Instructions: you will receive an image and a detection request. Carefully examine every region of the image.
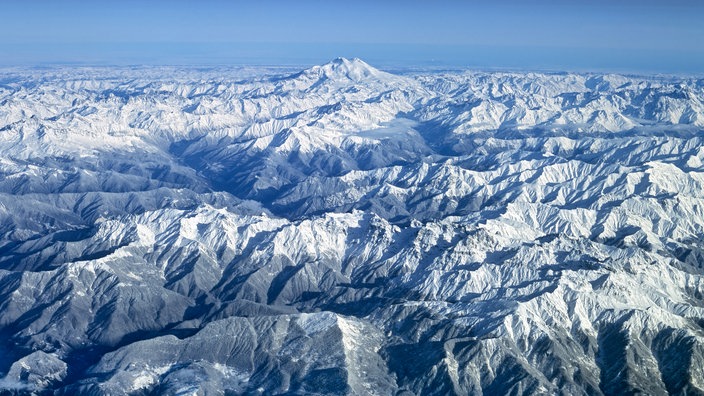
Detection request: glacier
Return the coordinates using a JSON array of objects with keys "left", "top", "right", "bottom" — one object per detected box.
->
[{"left": 0, "top": 58, "right": 703, "bottom": 394}]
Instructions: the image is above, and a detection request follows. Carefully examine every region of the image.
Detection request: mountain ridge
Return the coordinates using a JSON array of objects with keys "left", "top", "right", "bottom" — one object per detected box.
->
[{"left": 0, "top": 59, "right": 703, "bottom": 394}]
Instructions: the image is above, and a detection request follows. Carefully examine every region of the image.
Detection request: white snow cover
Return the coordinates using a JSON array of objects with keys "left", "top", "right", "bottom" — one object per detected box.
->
[{"left": 0, "top": 59, "right": 703, "bottom": 394}]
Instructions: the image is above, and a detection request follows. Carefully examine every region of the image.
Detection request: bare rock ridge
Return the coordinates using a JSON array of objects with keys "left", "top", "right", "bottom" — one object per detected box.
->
[{"left": 0, "top": 58, "right": 703, "bottom": 394}]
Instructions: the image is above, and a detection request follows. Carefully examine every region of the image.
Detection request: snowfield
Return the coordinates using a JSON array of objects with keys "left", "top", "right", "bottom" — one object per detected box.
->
[{"left": 1, "top": 58, "right": 704, "bottom": 394}]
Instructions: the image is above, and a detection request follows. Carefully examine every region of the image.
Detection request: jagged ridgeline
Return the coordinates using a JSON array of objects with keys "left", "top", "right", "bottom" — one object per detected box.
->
[{"left": 0, "top": 58, "right": 703, "bottom": 394}]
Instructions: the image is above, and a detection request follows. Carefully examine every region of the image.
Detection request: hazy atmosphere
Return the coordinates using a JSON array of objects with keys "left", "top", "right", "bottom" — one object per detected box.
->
[{"left": 2, "top": 0, "right": 703, "bottom": 73}]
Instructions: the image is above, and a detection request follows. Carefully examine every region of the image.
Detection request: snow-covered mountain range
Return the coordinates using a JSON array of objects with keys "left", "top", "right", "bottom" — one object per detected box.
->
[{"left": 1, "top": 58, "right": 703, "bottom": 394}]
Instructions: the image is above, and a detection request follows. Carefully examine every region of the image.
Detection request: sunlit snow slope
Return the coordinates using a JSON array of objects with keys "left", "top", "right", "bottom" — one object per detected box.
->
[{"left": 1, "top": 58, "right": 704, "bottom": 395}]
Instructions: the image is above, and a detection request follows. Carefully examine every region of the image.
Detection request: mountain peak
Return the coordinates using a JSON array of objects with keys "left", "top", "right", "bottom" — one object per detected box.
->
[
  {"left": 329, "top": 57, "right": 366, "bottom": 67},
  {"left": 308, "top": 57, "right": 383, "bottom": 82}
]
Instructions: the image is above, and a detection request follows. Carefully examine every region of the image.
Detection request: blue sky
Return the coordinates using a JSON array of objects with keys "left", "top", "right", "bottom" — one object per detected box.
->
[{"left": 2, "top": 0, "right": 703, "bottom": 73}]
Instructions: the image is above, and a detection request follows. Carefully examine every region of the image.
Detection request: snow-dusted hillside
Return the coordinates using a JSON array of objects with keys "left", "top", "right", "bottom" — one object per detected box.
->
[{"left": 1, "top": 58, "right": 703, "bottom": 394}]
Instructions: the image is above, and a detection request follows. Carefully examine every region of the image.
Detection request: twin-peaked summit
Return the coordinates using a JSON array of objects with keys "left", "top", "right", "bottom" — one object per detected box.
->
[{"left": 299, "top": 57, "right": 389, "bottom": 82}]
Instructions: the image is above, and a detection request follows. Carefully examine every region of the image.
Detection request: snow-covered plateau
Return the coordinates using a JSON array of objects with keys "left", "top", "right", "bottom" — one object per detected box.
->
[{"left": 1, "top": 58, "right": 703, "bottom": 395}]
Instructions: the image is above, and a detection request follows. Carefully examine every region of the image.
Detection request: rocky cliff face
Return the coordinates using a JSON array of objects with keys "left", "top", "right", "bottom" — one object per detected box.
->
[{"left": 1, "top": 59, "right": 703, "bottom": 394}]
